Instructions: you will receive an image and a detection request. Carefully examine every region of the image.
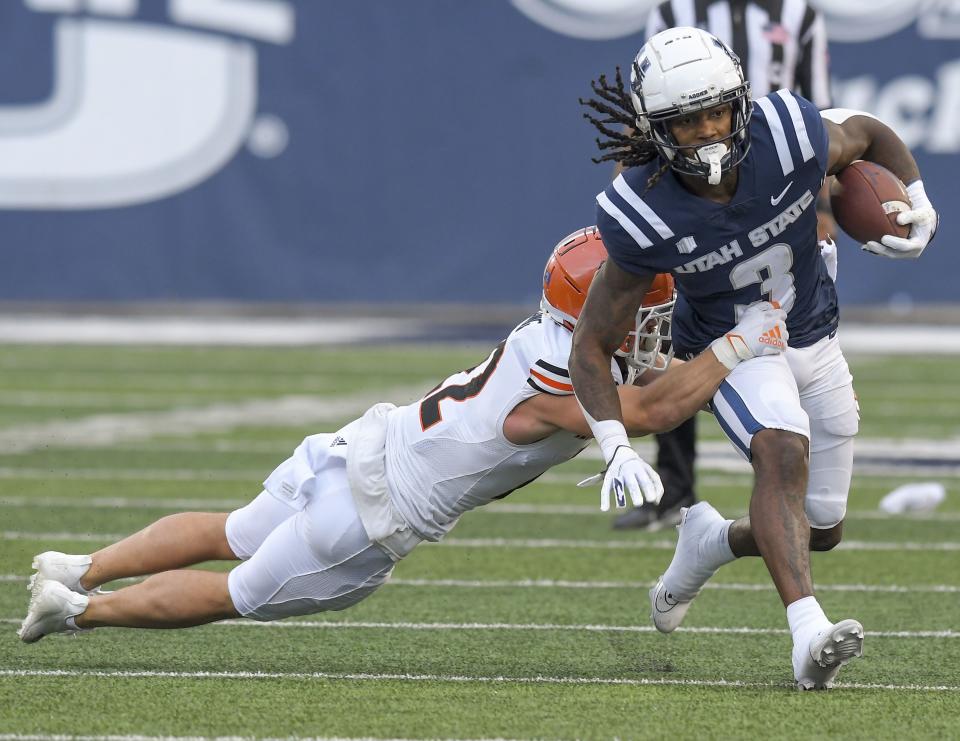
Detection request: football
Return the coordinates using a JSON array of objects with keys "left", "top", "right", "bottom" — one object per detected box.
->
[{"left": 830, "top": 160, "right": 912, "bottom": 244}]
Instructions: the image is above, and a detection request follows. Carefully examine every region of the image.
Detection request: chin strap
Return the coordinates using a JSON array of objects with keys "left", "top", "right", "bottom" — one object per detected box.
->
[{"left": 697, "top": 142, "right": 728, "bottom": 185}]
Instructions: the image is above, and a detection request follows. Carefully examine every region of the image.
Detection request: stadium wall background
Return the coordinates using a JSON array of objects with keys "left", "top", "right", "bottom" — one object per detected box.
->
[{"left": 0, "top": 1, "right": 955, "bottom": 307}]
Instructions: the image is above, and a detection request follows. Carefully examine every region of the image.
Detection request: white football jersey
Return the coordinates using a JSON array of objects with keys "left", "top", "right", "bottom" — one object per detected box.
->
[{"left": 385, "top": 313, "right": 625, "bottom": 541}]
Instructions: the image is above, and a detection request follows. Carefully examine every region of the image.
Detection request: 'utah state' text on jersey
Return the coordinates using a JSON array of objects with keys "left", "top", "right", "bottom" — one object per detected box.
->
[{"left": 596, "top": 90, "right": 836, "bottom": 356}]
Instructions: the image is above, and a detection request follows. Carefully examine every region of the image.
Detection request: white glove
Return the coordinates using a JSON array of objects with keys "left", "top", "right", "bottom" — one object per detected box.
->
[
  {"left": 863, "top": 180, "right": 938, "bottom": 260},
  {"left": 819, "top": 238, "right": 838, "bottom": 282},
  {"left": 598, "top": 445, "right": 663, "bottom": 511},
  {"left": 709, "top": 301, "right": 789, "bottom": 370},
  {"left": 576, "top": 420, "right": 663, "bottom": 511}
]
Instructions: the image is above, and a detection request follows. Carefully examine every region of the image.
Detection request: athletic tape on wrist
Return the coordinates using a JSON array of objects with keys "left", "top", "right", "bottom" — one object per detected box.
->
[
  {"left": 589, "top": 419, "right": 630, "bottom": 463},
  {"left": 709, "top": 336, "right": 741, "bottom": 370}
]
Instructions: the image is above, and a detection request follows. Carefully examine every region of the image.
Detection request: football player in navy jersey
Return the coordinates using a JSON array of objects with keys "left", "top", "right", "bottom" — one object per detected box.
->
[{"left": 573, "top": 27, "right": 938, "bottom": 689}]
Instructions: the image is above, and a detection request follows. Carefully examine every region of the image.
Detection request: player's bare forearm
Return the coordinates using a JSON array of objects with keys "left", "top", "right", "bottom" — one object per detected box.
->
[
  {"left": 826, "top": 117, "right": 920, "bottom": 184},
  {"left": 570, "top": 323, "right": 627, "bottom": 424},
  {"left": 620, "top": 350, "right": 726, "bottom": 436},
  {"left": 861, "top": 124, "right": 921, "bottom": 184},
  {"left": 569, "top": 260, "right": 652, "bottom": 424}
]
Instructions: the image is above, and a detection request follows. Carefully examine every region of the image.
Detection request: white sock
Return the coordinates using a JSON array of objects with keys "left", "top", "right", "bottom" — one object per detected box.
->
[
  {"left": 701, "top": 518, "right": 736, "bottom": 571},
  {"left": 787, "top": 596, "right": 831, "bottom": 647}
]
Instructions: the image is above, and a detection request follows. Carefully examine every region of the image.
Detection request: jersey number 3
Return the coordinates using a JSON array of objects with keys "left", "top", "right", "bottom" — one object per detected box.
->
[
  {"left": 419, "top": 341, "right": 506, "bottom": 430},
  {"left": 729, "top": 242, "right": 796, "bottom": 319}
]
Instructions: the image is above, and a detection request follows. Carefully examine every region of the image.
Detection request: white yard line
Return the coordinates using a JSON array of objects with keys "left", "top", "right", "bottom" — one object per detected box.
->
[
  {"left": 0, "top": 317, "right": 421, "bottom": 346},
  {"left": 2, "top": 495, "right": 958, "bottom": 523},
  {"left": 482, "top": 502, "right": 960, "bottom": 522},
  {"left": 0, "top": 469, "right": 264, "bottom": 482},
  {"left": 0, "top": 496, "right": 249, "bottom": 509},
  {"left": 0, "top": 459, "right": 940, "bottom": 478},
  {"left": 3, "top": 530, "right": 959, "bottom": 551},
  {"left": 0, "top": 391, "right": 237, "bottom": 408},
  {"left": 52, "top": 438, "right": 960, "bottom": 460},
  {"left": 1, "top": 573, "right": 956, "bottom": 594},
  {"left": 0, "top": 668, "right": 955, "bottom": 692},
  {"left": 1, "top": 531, "right": 129, "bottom": 542},
  {"left": 439, "top": 537, "right": 960, "bottom": 552},
  {"left": 0, "top": 385, "right": 424, "bottom": 455},
  {"left": 133, "top": 620, "right": 960, "bottom": 639},
  {"left": 387, "top": 578, "right": 960, "bottom": 594},
  {"left": 1, "top": 617, "right": 957, "bottom": 639},
  {"left": 1, "top": 318, "right": 959, "bottom": 354}
]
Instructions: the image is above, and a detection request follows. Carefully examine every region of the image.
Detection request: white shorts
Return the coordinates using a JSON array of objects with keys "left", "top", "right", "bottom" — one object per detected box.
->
[
  {"left": 709, "top": 332, "right": 859, "bottom": 528},
  {"left": 225, "top": 451, "right": 395, "bottom": 621}
]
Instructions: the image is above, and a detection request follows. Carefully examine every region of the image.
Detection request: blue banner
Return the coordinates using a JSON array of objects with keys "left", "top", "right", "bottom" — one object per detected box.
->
[{"left": 0, "top": 1, "right": 955, "bottom": 306}]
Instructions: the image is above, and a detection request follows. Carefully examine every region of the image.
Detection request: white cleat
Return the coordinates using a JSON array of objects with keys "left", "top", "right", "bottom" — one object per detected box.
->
[
  {"left": 29, "top": 551, "right": 97, "bottom": 594},
  {"left": 650, "top": 576, "right": 693, "bottom": 634},
  {"left": 793, "top": 619, "right": 865, "bottom": 690},
  {"left": 649, "top": 502, "right": 726, "bottom": 633},
  {"left": 18, "top": 579, "right": 90, "bottom": 644}
]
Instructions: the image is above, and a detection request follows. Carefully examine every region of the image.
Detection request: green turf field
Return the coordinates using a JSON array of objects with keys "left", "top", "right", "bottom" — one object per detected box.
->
[{"left": 1, "top": 344, "right": 958, "bottom": 740}]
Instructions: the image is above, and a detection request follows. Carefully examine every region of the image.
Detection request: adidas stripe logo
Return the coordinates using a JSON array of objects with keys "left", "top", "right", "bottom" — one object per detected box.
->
[{"left": 758, "top": 325, "right": 785, "bottom": 349}]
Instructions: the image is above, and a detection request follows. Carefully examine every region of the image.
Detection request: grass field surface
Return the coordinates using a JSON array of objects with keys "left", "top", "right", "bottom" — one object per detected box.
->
[{"left": 0, "top": 344, "right": 958, "bottom": 740}]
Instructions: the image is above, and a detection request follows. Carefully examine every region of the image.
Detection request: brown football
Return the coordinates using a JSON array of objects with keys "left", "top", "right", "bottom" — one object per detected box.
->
[{"left": 830, "top": 161, "right": 911, "bottom": 244}]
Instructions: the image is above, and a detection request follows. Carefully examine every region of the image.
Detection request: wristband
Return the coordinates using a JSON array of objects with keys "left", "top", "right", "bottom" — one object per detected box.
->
[
  {"left": 906, "top": 180, "right": 930, "bottom": 210},
  {"left": 590, "top": 419, "right": 630, "bottom": 463},
  {"left": 709, "top": 335, "right": 742, "bottom": 371}
]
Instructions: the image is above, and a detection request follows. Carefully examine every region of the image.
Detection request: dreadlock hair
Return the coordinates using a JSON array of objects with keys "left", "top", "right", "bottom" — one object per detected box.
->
[{"left": 580, "top": 66, "right": 671, "bottom": 192}]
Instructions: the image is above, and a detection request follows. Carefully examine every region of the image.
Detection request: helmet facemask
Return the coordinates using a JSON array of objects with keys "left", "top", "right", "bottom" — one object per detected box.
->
[
  {"left": 623, "top": 295, "right": 675, "bottom": 385},
  {"left": 644, "top": 90, "right": 752, "bottom": 185}
]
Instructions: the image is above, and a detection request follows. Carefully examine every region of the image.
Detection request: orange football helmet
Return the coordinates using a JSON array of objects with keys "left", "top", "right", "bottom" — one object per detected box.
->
[{"left": 541, "top": 226, "right": 676, "bottom": 381}]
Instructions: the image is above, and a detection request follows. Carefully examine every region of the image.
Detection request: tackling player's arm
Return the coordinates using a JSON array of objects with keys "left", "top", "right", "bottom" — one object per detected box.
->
[
  {"left": 508, "top": 301, "right": 789, "bottom": 444},
  {"left": 823, "top": 110, "right": 937, "bottom": 259},
  {"left": 505, "top": 350, "right": 724, "bottom": 444}
]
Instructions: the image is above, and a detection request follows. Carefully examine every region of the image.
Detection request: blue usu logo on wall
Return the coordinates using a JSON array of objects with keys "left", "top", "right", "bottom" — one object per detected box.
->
[{"left": 0, "top": 0, "right": 295, "bottom": 210}]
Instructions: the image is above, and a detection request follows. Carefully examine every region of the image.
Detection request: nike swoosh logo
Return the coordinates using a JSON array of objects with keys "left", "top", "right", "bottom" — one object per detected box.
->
[
  {"left": 653, "top": 584, "right": 680, "bottom": 613},
  {"left": 771, "top": 181, "right": 794, "bottom": 206}
]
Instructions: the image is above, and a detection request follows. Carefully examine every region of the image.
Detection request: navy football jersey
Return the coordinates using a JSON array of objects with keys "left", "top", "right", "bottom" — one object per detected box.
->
[{"left": 596, "top": 90, "right": 837, "bottom": 356}]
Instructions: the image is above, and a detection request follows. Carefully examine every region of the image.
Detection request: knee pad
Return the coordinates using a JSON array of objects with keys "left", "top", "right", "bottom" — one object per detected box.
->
[{"left": 805, "top": 403, "right": 858, "bottom": 528}]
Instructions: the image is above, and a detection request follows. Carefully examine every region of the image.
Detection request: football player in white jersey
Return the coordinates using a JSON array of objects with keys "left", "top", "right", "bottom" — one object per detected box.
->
[
  {"left": 574, "top": 27, "right": 938, "bottom": 688},
  {"left": 19, "top": 227, "right": 788, "bottom": 643}
]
